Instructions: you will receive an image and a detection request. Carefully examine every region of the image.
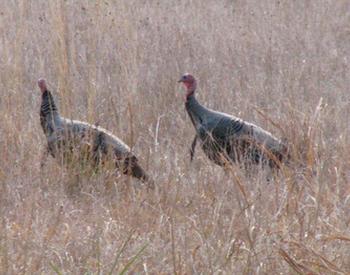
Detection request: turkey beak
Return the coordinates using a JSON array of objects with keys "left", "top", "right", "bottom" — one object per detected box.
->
[{"left": 178, "top": 78, "right": 184, "bottom": 83}]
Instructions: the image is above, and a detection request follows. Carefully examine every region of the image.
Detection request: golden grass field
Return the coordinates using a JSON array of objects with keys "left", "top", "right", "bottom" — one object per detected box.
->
[{"left": 1, "top": 0, "right": 350, "bottom": 274}]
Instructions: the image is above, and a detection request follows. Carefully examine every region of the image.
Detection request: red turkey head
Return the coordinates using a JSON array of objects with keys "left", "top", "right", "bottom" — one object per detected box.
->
[
  {"left": 178, "top": 73, "right": 197, "bottom": 96},
  {"left": 38, "top": 78, "right": 47, "bottom": 93}
]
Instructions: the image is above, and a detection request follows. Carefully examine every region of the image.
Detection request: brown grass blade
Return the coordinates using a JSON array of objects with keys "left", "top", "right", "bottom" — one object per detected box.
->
[
  {"left": 279, "top": 248, "right": 317, "bottom": 275},
  {"left": 251, "top": 105, "right": 286, "bottom": 137}
]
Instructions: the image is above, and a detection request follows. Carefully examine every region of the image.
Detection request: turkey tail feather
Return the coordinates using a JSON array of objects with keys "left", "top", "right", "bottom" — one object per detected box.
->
[{"left": 121, "top": 156, "right": 154, "bottom": 189}]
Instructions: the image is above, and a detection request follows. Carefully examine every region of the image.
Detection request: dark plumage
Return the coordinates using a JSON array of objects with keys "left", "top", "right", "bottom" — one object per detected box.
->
[
  {"left": 179, "top": 74, "right": 288, "bottom": 168},
  {"left": 38, "top": 79, "right": 152, "bottom": 186}
]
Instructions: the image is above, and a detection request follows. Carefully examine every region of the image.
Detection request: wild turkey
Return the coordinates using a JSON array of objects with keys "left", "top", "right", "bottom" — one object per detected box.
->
[
  {"left": 178, "top": 74, "right": 288, "bottom": 169},
  {"left": 38, "top": 78, "right": 153, "bottom": 187}
]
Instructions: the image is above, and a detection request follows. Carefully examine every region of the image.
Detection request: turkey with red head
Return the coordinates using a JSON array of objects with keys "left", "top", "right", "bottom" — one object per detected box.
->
[
  {"left": 38, "top": 78, "right": 153, "bottom": 187},
  {"left": 178, "top": 73, "right": 288, "bottom": 169}
]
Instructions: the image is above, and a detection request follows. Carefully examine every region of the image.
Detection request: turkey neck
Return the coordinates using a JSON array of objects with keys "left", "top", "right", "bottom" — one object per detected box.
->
[
  {"left": 40, "top": 90, "right": 61, "bottom": 135},
  {"left": 185, "top": 93, "right": 209, "bottom": 129}
]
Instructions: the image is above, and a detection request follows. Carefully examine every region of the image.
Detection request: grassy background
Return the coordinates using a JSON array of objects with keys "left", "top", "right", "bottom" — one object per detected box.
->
[{"left": 0, "top": 0, "right": 350, "bottom": 273}]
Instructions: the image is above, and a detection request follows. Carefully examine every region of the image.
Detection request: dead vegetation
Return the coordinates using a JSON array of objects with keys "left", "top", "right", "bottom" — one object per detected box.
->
[{"left": 0, "top": 0, "right": 349, "bottom": 273}]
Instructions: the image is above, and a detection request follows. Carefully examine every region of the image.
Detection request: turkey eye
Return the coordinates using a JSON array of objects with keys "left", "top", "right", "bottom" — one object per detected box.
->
[{"left": 183, "top": 76, "right": 187, "bottom": 79}]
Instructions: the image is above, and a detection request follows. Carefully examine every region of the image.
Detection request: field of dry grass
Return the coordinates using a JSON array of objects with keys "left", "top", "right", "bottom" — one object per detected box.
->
[{"left": 0, "top": 0, "right": 350, "bottom": 274}]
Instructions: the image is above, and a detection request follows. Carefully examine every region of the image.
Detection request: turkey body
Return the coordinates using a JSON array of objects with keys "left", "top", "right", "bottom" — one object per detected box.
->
[
  {"left": 186, "top": 94, "right": 287, "bottom": 168},
  {"left": 40, "top": 90, "right": 150, "bottom": 183}
]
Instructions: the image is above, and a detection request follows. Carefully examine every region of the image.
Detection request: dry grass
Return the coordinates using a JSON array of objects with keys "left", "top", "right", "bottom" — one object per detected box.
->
[{"left": 0, "top": 0, "right": 350, "bottom": 274}]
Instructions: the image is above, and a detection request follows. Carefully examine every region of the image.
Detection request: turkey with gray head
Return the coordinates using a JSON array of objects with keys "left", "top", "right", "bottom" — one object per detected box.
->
[
  {"left": 178, "top": 74, "right": 288, "bottom": 169},
  {"left": 38, "top": 78, "right": 153, "bottom": 187}
]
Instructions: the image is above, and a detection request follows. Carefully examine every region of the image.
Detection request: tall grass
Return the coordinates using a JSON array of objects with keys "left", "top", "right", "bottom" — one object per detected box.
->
[{"left": 0, "top": 0, "right": 349, "bottom": 273}]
